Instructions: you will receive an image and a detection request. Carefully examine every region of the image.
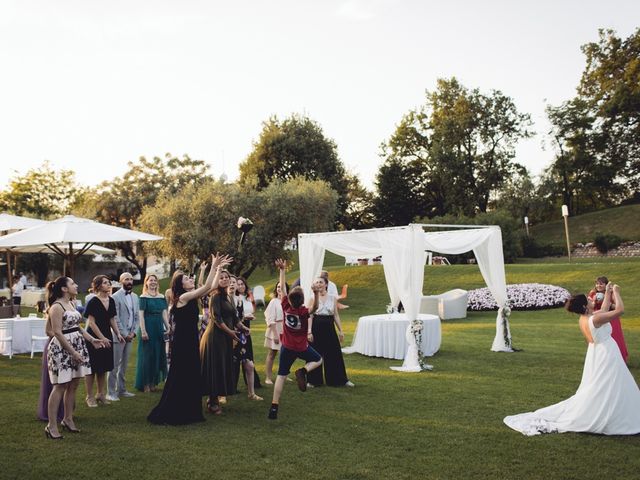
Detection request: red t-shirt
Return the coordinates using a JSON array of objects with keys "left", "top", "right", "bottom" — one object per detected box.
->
[{"left": 280, "top": 296, "right": 310, "bottom": 352}]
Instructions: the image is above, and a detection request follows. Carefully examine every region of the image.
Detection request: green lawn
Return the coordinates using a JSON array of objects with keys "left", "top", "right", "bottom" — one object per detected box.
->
[
  {"left": 529, "top": 204, "right": 640, "bottom": 247},
  {"left": 2, "top": 259, "right": 640, "bottom": 479}
]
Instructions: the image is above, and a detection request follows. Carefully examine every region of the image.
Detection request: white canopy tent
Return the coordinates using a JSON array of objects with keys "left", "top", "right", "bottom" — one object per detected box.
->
[{"left": 298, "top": 224, "right": 513, "bottom": 371}]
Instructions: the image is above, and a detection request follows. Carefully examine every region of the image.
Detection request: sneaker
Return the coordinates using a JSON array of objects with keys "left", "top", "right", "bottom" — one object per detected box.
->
[
  {"left": 306, "top": 383, "right": 315, "bottom": 389},
  {"left": 268, "top": 404, "right": 278, "bottom": 420},
  {"left": 106, "top": 394, "right": 120, "bottom": 402},
  {"left": 294, "top": 368, "right": 307, "bottom": 392},
  {"left": 119, "top": 391, "right": 135, "bottom": 398},
  {"left": 345, "top": 381, "right": 355, "bottom": 387}
]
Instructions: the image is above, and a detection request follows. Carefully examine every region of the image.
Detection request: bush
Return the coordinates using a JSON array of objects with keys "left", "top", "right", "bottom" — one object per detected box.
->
[
  {"left": 467, "top": 283, "right": 571, "bottom": 311},
  {"left": 521, "top": 237, "right": 565, "bottom": 258},
  {"left": 593, "top": 233, "right": 624, "bottom": 253}
]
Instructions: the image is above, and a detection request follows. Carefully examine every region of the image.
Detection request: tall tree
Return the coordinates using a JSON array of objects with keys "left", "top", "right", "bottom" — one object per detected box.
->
[
  {"left": 544, "top": 28, "right": 640, "bottom": 215},
  {"left": 239, "top": 114, "right": 349, "bottom": 224},
  {"left": 77, "top": 153, "right": 212, "bottom": 279},
  {"left": 375, "top": 78, "right": 532, "bottom": 223}
]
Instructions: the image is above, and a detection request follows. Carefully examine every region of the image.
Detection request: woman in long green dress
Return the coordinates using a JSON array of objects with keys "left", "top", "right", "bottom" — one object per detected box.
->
[{"left": 135, "top": 274, "right": 170, "bottom": 392}]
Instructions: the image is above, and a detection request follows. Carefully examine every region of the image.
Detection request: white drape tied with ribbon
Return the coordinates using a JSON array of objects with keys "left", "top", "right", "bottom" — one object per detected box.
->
[{"left": 297, "top": 224, "right": 513, "bottom": 373}]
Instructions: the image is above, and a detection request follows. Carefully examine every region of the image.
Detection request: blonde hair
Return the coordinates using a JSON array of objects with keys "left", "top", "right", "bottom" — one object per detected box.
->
[{"left": 142, "top": 274, "right": 159, "bottom": 295}]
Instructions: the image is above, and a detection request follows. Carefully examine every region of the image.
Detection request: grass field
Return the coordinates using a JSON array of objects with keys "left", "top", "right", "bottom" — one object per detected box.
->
[
  {"left": 1, "top": 258, "right": 640, "bottom": 480},
  {"left": 529, "top": 204, "right": 640, "bottom": 247}
]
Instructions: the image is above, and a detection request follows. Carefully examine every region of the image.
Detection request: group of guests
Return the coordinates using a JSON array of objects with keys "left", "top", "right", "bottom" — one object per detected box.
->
[
  {"left": 38, "top": 252, "right": 355, "bottom": 435},
  {"left": 38, "top": 271, "right": 168, "bottom": 438}
]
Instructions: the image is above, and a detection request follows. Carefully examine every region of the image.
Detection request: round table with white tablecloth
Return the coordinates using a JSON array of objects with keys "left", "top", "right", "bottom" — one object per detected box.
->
[
  {"left": 342, "top": 313, "right": 440, "bottom": 360},
  {"left": 0, "top": 317, "right": 47, "bottom": 356}
]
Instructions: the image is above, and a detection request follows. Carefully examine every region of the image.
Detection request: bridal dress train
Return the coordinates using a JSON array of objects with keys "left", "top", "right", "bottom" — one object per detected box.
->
[{"left": 504, "top": 316, "right": 640, "bottom": 436}]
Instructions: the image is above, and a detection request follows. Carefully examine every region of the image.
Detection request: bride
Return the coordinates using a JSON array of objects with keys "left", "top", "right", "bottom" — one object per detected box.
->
[{"left": 504, "top": 283, "right": 640, "bottom": 436}]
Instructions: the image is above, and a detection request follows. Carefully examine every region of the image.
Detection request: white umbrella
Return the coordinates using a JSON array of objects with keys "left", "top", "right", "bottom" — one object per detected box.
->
[
  {"left": 9, "top": 243, "right": 116, "bottom": 255},
  {"left": 0, "top": 213, "right": 49, "bottom": 286},
  {"left": 0, "top": 215, "right": 162, "bottom": 277},
  {"left": 0, "top": 213, "right": 47, "bottom": 232}
]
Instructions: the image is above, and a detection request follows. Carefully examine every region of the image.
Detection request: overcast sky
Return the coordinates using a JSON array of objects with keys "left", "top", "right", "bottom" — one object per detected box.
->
[{"left": 1, "top": 0, "right": 638, "bottom": 189}]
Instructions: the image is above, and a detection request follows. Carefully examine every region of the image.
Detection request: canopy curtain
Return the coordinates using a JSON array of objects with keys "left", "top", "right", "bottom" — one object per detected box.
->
[
  {"left": 297, "top": 224, "right": 513, "bottom": 371},
  {"left": 421, "top": 227, "right": 511, "bottom": 352}
]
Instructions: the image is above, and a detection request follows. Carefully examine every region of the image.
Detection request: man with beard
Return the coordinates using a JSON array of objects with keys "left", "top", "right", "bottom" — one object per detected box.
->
[{"left": 107, "top": 272, "right": 140, "bottom": 401}]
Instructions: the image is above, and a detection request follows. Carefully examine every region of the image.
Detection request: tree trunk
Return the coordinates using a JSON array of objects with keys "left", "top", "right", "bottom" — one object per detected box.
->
[{"left": 241, "top": 262, "right": 259, "bottom": 280}]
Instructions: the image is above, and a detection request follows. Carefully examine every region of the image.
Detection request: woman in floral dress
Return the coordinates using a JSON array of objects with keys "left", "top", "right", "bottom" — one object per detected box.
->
[{"left": 45, "top": 276, "right": 108, "bottom": 439}]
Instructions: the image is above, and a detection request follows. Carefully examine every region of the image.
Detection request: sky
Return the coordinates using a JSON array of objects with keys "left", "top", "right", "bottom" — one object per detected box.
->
[{"left": 0, "top": 0, "right": 638, "bottom": 190}]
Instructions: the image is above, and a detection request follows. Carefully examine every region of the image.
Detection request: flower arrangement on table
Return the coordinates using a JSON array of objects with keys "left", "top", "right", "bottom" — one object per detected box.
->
[{"left": 467, "top": 283, "right": 571, "bottom": 311}]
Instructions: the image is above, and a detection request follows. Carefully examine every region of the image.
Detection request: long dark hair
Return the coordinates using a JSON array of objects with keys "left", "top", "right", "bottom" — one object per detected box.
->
[
  {"left": 565, "top": 294, "right": 588, "bottom": 315},
  {"left": 46, "top": 276, "right": 71, "bottom": 310},
  {"left": 170, "top": 272, "right": 187, "bottom": 307},
  {"left": 214, "top": 270, "right": 231, "bottom": 297}
]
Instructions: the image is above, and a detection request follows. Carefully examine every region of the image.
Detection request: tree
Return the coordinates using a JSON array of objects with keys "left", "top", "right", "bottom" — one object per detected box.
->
[
  {"left": 375, "top": 78, "right": 532, "bottom": 224},
  {"left": 76, "top": 153, "right": 212, "bottom": 279},
  {"left": 544, "top": 28, "right": 640, "bottom": 214},
  {"left": 239, "top": 114, "right": 349, "bottom": 224},
  {"left": 139, "top": 178, "right": 338, "bottom": 279},
  {"left": 0, "top": 160, "right": 82, "bottom": 218},
  {"left": 342, "top": 172, "right": 376, "bottom": 230}
]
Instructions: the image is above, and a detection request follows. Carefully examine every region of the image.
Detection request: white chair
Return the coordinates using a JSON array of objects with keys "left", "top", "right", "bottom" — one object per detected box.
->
[
  {"left": 30, "top": 318, "right": 48, "bottom": 359},
  {"left": 0, "top": 319, "right": 14, "bottom": 359},
  {"left": 420, "top": 289, "right": 468, "bottom": 320},
  {"left": 253, "top": 285, "right": 266, "bottom": 308}
]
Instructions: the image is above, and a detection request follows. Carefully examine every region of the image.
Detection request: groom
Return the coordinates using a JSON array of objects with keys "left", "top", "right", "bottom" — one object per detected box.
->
[{"left": 107, "top": 272, "right": 140, "bottom": 401}]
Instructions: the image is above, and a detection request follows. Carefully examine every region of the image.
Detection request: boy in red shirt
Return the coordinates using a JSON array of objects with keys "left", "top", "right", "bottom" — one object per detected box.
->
[{"left": 268, "top": 259, "right": 322, "bottom": 420}]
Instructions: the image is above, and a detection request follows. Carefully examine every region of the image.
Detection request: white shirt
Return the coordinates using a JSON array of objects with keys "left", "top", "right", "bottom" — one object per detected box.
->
[{"left": 12, "top": 280, "right": 24, "bottom": 297}]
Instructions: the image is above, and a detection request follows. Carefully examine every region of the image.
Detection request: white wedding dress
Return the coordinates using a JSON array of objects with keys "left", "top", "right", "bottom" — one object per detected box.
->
[{"left": 504, "top": 316, "right": 640, "bottom": 436}]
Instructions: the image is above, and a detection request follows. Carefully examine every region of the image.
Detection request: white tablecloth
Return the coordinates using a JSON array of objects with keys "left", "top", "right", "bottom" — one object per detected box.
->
[
  {"left": 0, "top": 317, "right": 47, "bottom": 355},
  {"left": 343, "top": 313, "right": 441, "bottom": 360},
  {"left": 21, "top": 289, "right": 46, "bottom": 308}
]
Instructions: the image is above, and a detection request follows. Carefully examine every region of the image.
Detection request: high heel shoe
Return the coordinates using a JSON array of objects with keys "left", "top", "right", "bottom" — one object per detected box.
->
[
  {"left": 44, "top": 426, "right": 63, "bottom": 440},
  {"left": 61, "top": 420, "right": 81, "bottom": 433}
]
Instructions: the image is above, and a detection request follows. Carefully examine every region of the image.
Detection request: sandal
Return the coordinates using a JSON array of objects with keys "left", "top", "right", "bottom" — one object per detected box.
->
[{"left": 248, "top": 393, "right": 264, "bottom": 401}]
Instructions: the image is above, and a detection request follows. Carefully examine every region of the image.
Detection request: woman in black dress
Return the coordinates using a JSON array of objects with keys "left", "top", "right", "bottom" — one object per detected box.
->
[
  {"left": 307, "top": 276, "right": 353, "bottom": 387},
  {"left": 84, "top": 275, "right": 124, "bottom": 407},
  {"left": 148, "top": 254, "right": 230, "bottom": 425},
  {"left": 200, "top": 273, "right": 245, "bottom": 414}
]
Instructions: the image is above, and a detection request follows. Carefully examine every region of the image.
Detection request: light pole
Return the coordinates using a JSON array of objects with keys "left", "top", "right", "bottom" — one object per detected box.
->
[
  {"left": 562, "top": 205, "right": 571, "bottom": 262},
  {"left": 524, "top": 216, "right": 529, "bottom": 237}
]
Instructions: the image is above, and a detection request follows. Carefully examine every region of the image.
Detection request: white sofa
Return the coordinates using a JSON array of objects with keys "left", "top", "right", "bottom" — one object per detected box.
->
[{"left": 419, "top": 289, "right": 468, "bottom": 320}]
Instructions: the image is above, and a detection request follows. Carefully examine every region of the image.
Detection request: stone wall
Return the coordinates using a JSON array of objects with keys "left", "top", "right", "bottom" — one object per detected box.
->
[{"left": 572, "top": 242, "right": 640, "bottom": 258}]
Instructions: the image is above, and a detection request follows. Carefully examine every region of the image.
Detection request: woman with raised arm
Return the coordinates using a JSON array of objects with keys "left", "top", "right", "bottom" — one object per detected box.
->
[
  {"left": 44, "top": 276, "right": 107, "bottom": 439},
  {"left": 148, "top": 254, "right": 230, "bottom": 425},
  {"left": 504, "top": 283, "right": 640, "bottom": 435},
  {"left": 201, "top": 273, "right": 251, "bottom": 415}
]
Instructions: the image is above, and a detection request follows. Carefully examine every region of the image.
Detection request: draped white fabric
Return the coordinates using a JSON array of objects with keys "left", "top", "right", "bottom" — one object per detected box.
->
[
  {"left": 297, "top": 224, "right": 512, "bottom": 371},
  {"left": 422, "top": 227, "right": 512, "bottom": 352}
]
